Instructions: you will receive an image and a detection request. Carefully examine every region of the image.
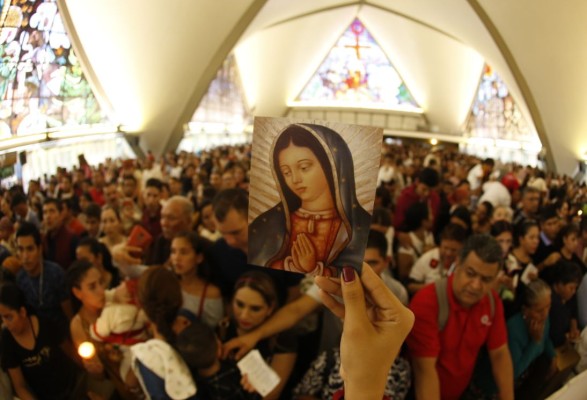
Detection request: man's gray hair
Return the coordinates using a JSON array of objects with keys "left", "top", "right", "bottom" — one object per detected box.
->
[
  {"left": 523, "top": 279, "right": 551, "bottom": 308},
  {"left": 459, "top": 234, "right": 502, "bottom": 265},
  {"left": 167, "top": 195, "right": 194, "bottom": 219}
]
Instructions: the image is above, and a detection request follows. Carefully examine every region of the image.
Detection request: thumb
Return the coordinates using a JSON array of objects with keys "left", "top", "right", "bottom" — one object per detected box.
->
[{"left": 340, "top": 266, "right": 370, "bottom": 328}]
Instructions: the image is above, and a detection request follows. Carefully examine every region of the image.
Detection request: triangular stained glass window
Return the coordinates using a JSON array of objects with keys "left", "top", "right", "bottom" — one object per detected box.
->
[
  {"left": 0, "top": 0, "right": 110, "bottom": 138},
  {"left": 292, "top": 18, "right": 420, "bottom": 112},
  {"left": 188, "top": 54, "right": 252, "bottom": 134},
  {"left": 465, "top": 64, "right": 537, "bottom": 143}
]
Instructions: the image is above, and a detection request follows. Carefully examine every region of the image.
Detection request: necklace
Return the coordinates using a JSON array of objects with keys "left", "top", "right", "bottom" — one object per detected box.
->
[{"left": 295, "top": 208, "right": 337, "bottom": 234}]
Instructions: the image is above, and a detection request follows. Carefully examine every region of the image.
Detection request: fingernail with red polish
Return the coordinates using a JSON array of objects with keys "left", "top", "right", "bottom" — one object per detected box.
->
[{"left": 342, "top": 266, "right": 356, "bottom": 283}]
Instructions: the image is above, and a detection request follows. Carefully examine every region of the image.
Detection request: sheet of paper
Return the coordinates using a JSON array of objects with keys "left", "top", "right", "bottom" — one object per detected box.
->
[
  {"left": 237, "top": 349, "right": 280, "bottom": 397},
  {"left": 520, "top": 264, "right": 538, "bottom": 285}
]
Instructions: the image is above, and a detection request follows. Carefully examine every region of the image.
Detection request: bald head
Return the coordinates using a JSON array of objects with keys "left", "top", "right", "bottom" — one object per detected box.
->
[{"left": 161, "top": 196, "right": 194, "bottom": 239}]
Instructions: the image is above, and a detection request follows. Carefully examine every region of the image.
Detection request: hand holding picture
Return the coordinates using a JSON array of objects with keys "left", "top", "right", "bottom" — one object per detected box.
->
[{"left": 315, "top": 263, "right": 414, "bottom": 399}]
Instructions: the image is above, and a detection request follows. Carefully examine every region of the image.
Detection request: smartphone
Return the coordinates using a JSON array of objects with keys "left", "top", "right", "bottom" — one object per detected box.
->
[{"left": 127, "top": 225, "right": 153, "bottom": 253}]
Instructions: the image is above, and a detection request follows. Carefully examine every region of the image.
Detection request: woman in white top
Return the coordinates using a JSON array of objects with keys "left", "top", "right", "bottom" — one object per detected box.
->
[
  {"left": 170, "top": 232, "right": 224, "bottom": 328},
  {"left": 510, "top": 220, "right": 541, "bottom": 294},
  {"left": 99, "top": 206, "right": 127, "bottom": 253},
  {"left": 196, "top": 201, "right": 222, "bottom": 242}
]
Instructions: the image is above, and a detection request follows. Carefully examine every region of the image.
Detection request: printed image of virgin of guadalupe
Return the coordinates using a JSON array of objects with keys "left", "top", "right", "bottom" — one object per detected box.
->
[{"left": 248, "top": 123, "right": 372, "bottom": 276}]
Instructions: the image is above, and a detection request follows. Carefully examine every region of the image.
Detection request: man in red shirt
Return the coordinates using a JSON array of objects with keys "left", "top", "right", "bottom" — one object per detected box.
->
[
  {"left": 42, "top": 198, "right": 78, "bottom": 270},
  {"left": 394, "top": 167, "right": 440, "bottom": 230},
  {"left": 407, "top": 235, "right": 514, "bottom": 400}
]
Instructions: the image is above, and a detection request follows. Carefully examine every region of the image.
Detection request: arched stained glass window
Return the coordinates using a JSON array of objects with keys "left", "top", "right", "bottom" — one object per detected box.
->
[
  {"left": 462, "top": 64, "right": 542, "bottom": 166},
  {"left": 292, "top": 18, "right": 420, "bottom": 112},
  {"left": 465, "top": 64, "right": 536, "bottom": 142},
  {"left": 0, "top": 0, "right": 110, "bottom": 138},
  {"left": 188, "top": 53, "right": 251, "bottom": 135}
]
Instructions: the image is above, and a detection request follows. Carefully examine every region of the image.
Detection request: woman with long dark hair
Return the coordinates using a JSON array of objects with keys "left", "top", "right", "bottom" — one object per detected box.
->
[
  {"left": 0, "top": 282, "right": 81, "bottom": 399},
  {"left": 170, "top": 232, "right": 224, "bottom": 327},
  {"left": 130, "top": 266, "right": 197, "bottom": 399},
  {"left": 219, "top": 270, "right": 296, "bottom": 400}
]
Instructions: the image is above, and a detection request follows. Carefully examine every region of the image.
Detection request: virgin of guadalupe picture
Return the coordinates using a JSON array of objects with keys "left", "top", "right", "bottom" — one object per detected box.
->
[{"left": 248, "top": 117, "right": 382, "bottom": 276}]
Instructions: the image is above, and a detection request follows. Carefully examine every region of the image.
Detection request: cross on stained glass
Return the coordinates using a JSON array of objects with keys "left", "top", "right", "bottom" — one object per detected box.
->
[
  {"left": 344, "top": 20, "right": 370, "bottom": 59},
  {"left": 294, "top": 17, "right": 420, "bottom": 110}
]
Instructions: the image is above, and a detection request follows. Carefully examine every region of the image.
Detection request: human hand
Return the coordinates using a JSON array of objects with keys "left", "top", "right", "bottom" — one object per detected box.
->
[
  {"left": 83, "top": 357, "right": 104, "bottom": 375},
  {"left": 292, "top": 233, "right": 317, "bottom": 273},
  {"left": 545, "top": 252, "right": 562, "bottom": 267},
  {"left": 240, "top": 374, "right": 256, "bottom": 393},
  {"left": 222, "top": 332, "right": 260, "bottom": 360},
  {"left": 111, "top": 243, "right": 142, "bottom": 266},
  {"left": 315, "top": 263, "right": 414, "bottom": 399},
  {"left": 112, "top": 282, "right": 131, "bottom": 303}
]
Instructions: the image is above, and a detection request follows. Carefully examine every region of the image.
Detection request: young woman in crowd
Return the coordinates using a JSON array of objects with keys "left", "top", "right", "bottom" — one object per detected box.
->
[
  {"left": 77, "top": 192, "right": 94, "bottom": 224},
  {"left": 100, "top": 206, "right": 127, "bottom": 252},
  {"left": 490, "top": 221, "right": 518, "bottom": 302},
  {"left": 76, "top": 236, "right": 120, "bottom": 289},
  {"left": 555, "top": 198, "right": 572, "bottom": 225},
  {"left": 219, "top": 270, "right": 297, "bottom": 400},
  {"left": 553, "top": 223, "right": 586, "bottom": 273},
  {"left": 510, "top": 219, "right": 541, "bottom": 292},
  {"left": 232, "top": 162, "right": 250, "bottom": 191},
  {"left": 196, "top": 200, "right": 222, "bottom": 242},
  {"left": 0, "top": 282, "right": 83, "bottom": 399},
  {"left": 473, "top": 200, "right": 494, "bottom": 234},
  {"left": 130, "top": 266, "right": 197, "bottom": 399},
  {"left": 370, "top": 206, "right": 395, "bottom": 259},
  {"left": 449, "top": 204, "right": 473, "bottom": 235},
  {"left": 170, "top": 231, "right": 224, "bottom": 327}
]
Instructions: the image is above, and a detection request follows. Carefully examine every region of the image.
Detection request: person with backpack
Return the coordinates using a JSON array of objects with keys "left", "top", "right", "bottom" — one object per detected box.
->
[{"left": 407, "top": 234, "right": 514, "bottom": 400}]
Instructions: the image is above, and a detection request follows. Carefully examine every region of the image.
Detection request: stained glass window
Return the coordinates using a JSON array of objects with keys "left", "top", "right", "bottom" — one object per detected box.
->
[
  {"left": 188, "top": 53, "right": 251, "bottom": 135},
  {"left": 0, "top": 0, "right": 110, "bottom": 137},
  {"left": 465, "top": 64, "right": 537, "bottom": 142},
  {"left": 292, "top": 18, "right": 420, "bottom": 112}
]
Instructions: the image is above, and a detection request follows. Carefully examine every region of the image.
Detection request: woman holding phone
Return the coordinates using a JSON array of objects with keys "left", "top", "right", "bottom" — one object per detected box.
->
[{"left": 100, "top": 206, "right": 127, "bottom": 253}]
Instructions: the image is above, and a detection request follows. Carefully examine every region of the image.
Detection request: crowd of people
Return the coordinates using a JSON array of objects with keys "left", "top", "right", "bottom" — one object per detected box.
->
[{"left": 0, "top": 141, "right": 585, "bottom": 399}]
